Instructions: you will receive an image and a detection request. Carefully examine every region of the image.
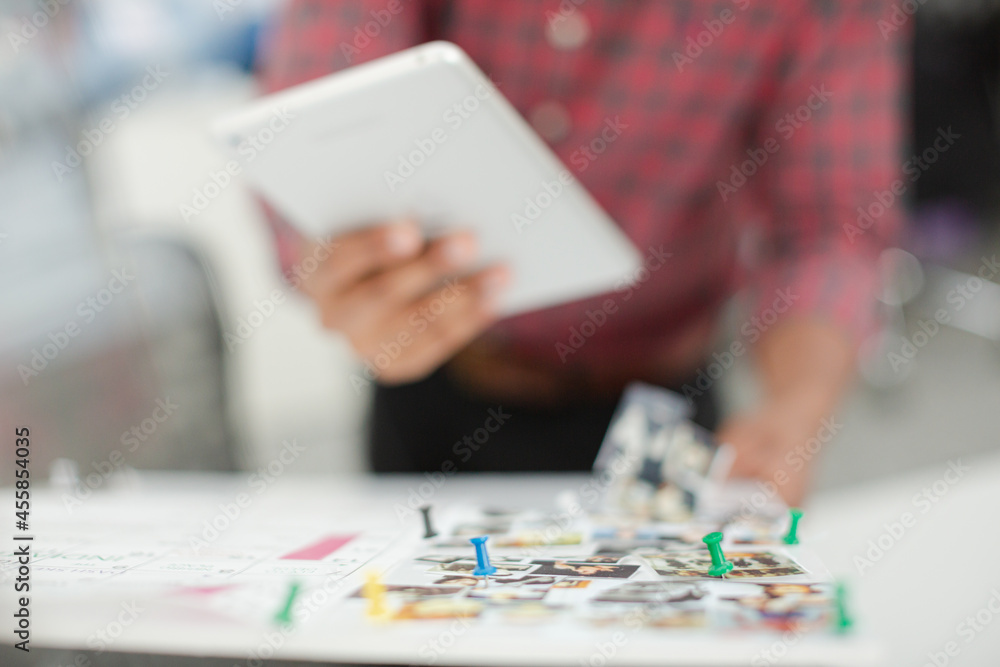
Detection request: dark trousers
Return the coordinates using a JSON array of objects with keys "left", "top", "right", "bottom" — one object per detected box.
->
[{"left": 368, "top": 367, "right": 718, "bottom": 473}]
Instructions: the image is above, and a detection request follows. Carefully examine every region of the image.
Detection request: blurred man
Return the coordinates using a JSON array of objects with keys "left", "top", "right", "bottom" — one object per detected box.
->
[{"left": 257, "top": 0, "right": 904, "bottom": 503}]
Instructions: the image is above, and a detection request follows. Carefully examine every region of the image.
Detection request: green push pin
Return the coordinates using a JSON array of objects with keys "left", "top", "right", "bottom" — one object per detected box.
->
[
  {"left": 274, "top": 581, "right": 301, "bottom": 626},
  {"left": 783, "top": 507, "right": 803, "bottom": 545},
  {"left": 833, "top": 581, "right": 853, "bottom": 634},
  {"left": 702, "top": 532, "right": 734, "bottom": 577}
]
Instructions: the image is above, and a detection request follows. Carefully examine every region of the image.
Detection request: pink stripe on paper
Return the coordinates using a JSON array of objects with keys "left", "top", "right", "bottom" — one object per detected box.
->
[{"left": 280, "top": 534, "right": 357, "bottom": 560}]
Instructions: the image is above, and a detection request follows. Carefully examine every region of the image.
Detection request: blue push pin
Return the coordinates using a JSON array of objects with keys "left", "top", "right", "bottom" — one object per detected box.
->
[{"left": 469, "top": 536, "right": 496, "bottom": 585}]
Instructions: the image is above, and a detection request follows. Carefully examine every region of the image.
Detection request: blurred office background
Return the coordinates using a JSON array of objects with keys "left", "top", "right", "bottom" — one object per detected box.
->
[{"left": 1, "top": 0, "right": 999, "bottom": 490}]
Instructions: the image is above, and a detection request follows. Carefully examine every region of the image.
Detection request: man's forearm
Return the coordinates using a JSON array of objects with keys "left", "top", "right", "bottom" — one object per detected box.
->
[{"left": 755, "top": 317, "right": 856, "bottom": 415}]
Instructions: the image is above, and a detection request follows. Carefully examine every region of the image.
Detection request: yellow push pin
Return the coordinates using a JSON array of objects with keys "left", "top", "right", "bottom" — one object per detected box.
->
[{"left": 363, "top": 570, "right": 389, "bottom": 621}]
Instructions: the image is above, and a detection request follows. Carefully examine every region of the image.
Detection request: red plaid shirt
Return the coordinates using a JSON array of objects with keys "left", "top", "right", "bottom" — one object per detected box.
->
[{"left": 258, "top": 0, "right": 904, "bottom": 374}]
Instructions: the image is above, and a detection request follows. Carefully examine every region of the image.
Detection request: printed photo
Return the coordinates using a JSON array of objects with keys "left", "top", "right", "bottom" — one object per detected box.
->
[
  {"left": 646, "top": 609, "right": 707, "bottom": 629},
  {"left": 430, "top": 539, "right": 481, "bottom": 548},
  {"left": 570, "top": 554, "right": 626, "bottom": 564},
  {"left": 592, "top": 581, "right": 706, "bottom": 604},
  {"left": 595, "top": 536, "right": 698, "bottom": 556},
  {"left": 415, "top": 554, "right": 465, "bottom": 564},
  {"left": 726, "top": 566, "right": 805, "bottom": 578},
  {"left": 492, "top": 575, "right": 557, "bottom": 587},
  {"left": 452, "top": 522, "right": 512, "bottom": 537},
  {"left": 585, "top": 606, "right": 705, "bottom": 629},
  {"left": 491, "top": 556, "right": 531, "bottom": 564},
  {"left": 530, "top": 560, "right": 640, "bottom": 579},
  {"left": 721, "top": 583, "right": 829, "bottom": 608},
  {"left": 481, "top": 507, "right": 521, "bottom": 518},
  {"left": 644, "top": 551, "right": 805, "bottom": 578},
  {"left": 493, "top": 532, "right": 584, "bottom": 547},
  {"left": 500, "top": 603, "right": 566, "bottom": 621},
  {"left": 394, "top": 598, "right": 482, "bottom": 620},
  {"left": 429, "top": 561, "right": 536, "bottom": 576},
  {"left": 351, "top": 584, "right": 464, "bottom": 598},
  {"left": 718, "top": 583, "right": 831, "bottom": 631},
  {"left": 467, "top": 587, "right": 548, "bottom": 602},
  {"left": 433, "top": 575, "right": 482, "bottom": 587}
]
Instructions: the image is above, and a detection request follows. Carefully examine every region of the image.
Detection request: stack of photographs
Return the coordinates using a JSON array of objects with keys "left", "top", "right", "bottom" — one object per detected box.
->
[{"left": 592, "top": 383, "right": 734, "bottom": 521}]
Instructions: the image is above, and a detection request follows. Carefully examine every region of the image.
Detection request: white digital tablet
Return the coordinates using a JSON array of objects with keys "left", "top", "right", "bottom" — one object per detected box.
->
[{"left": 213, "top": 41, "right": 641, "bottom": 316}]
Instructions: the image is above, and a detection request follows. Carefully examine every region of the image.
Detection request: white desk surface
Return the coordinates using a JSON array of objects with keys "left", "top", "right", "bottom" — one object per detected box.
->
[{"left": 2, "top": 454, "right": 997, "bottom": 666}]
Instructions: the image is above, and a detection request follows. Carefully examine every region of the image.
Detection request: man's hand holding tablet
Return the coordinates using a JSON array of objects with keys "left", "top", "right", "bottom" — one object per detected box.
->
[{"left": 297, "top": 220, "right": 509, "bottom": 384}]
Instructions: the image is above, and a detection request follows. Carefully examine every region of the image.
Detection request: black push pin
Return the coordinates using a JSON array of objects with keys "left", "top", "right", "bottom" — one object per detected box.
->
[{"left": 420, "top": 505, "right": 438, "bottom": 539}]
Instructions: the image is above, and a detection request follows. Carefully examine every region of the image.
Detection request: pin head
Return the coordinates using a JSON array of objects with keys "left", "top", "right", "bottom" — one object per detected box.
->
[
  {"left": 469, "top": 535, "right": 497, "bottom": 577},
  {"left": 783, "top": 508, "right": 803, "bottom": 545},
  {"left": 363, "top": 570, "right": 390, "bottom": 621},
  {"left": 273, "top": 580, "right": 301, "bottom": 626},
  {"left": 834, "top": 581, "right": 853, "bottom": 633},
  {"left": 701, "top": 531, "right": 734, "bottom": 577},
  {"left": 420, "top": 505, "right": 438, "bottom": 539}
]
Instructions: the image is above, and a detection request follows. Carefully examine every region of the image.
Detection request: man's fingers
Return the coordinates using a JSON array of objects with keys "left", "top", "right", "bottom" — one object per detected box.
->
[
  {"left": 361, "top": 265, "right": 510, "bottom": 383},
  {"left": 321, "top": 232, "right": 478, "bottom": 333},
  {"left": 718, "top": 420, "right": 769, "bottom": 478},
  {"left": 777, "top": 470, "right": 809, "bottom": 506},
  {"left": 300, "top": 219, "right": 423, "bottom": 298},
  {"left": 728, "top": 452, "right": 763, "bottom": 478},
  {"left": 294, "top": 218, "right": 510, "bottom": 385}
]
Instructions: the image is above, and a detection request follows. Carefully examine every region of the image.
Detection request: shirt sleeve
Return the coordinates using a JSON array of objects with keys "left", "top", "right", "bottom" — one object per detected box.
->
[
  {"left": 750, "top": 0, "right": 908, "bottom": 347},
  {"left": 254, "top": 0, "right": 434, "bottom": 278}
]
